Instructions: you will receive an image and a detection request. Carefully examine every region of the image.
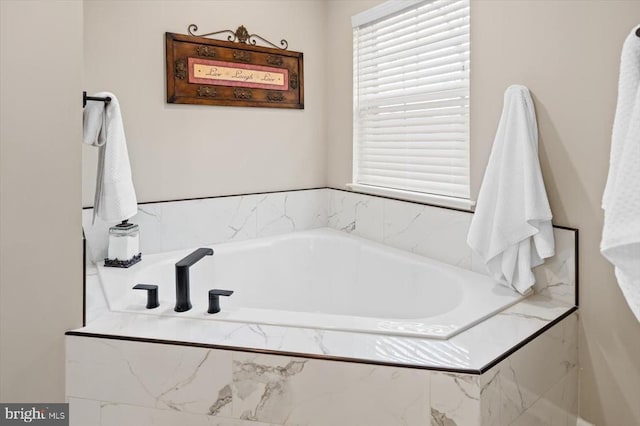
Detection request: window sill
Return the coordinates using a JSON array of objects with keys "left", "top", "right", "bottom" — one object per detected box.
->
[{"left": 346, "top": 183, "right": 476, "bottom": 212}]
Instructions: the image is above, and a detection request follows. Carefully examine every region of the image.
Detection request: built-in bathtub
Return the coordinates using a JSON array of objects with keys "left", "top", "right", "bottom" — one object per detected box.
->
[
  {"left": 99, "top": 228, "right": 525, "bottom": 339},
  {"left": 71, "top": 189, "right": 579, "bottom": 425}
]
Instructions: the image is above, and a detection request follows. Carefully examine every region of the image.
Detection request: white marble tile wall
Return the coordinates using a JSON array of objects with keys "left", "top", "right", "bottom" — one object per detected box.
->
[
  {"left": 431, "top": 372, "right": 481, "bottom": 425},
  {"left": 328, "top": 190, "right": 473, "bottom": 269},
  {"left": 479, "top": 313, "right": 578, "bottom": 425},
  {"left": 509, "top": 367, "right": 578, "bottom": 426},
  {"left": 230, "top": 352, "right": 429, "bottom": 425},
  {"left": 66, "top": 336, "right": 430, "bottom": 426},
  {"left": 83, "top": 189, "right": 327, "bottom": 263},
  {"left": 84, "top": 187, "right": 576, "bottom": 306},
  {"left": 326, "top": 189, "right": 577, "bottom": 306},
  {"left": 66, "top": 313, "right": 577, "bottom": 426},
  {"left": 531, "top": 229, "right": 577, "bottom": 306},
  {"left": 76, "top": 188, "right": 578, "bottom": 425}
]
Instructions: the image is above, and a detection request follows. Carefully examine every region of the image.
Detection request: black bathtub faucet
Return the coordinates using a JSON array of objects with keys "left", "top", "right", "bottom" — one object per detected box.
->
[{"left": 175, "top": 247, "right": 213, "bottom": 312}]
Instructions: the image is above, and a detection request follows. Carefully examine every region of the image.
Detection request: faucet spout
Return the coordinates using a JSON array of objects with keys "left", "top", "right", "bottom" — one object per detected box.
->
[{"left": 175, "top": 247, "right": 214, "bottom": 312}]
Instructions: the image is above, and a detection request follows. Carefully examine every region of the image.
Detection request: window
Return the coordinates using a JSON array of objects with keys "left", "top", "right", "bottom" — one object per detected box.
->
[{"left": 351, "top": 0, "right": 471, "bottom": 209}]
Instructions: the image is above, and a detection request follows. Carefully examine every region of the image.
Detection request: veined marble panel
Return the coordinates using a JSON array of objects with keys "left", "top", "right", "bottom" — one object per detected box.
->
[
  {"left": 479, "top": 313, "right": 578, "bottom": 425},
  {"left": 531, "top": 228, "right": 577, "bottom": 306},
  {"left": 78, "top": 188, "right": 578, "bottom": 426},
  {"left": 78, "top": 294, "right": 573, "bottom": 372},
  {"left": 83, "top": 189, "right": 327, "bottom": 263},
  {"left": 100, "top": 403, "right": 277, "bottom": 426},
  {"left": 66, "top": 336, "right": 431, "bottom": 426},
  {"left": 231, "top": 352, "right": 429, "bottom": 426},
  {"left": 430, "top": 372, "right": 481, "bottom": 426},
  {"left": 327, "top": 189, "right": 384, "bottom": 242},
  {"left": 66, "top": 337, "right": 233, "bottom": 416},
  {"left": 256, "top": 190, "right": 327, "bottom": 237},
  {"left": 427, "top": 313, "right": 578, "bottom": 426},
  {"left": 382, "top": 198, "right": 473, "bottom": 269},
  {"left": 68, "top": 397, "right": 277, "bottom": 426},
  {"left": 327, "top": 190, "right": 473, "bottom": 269},
  {"left": 510, "top": 367, "right": 578, "bottom": 426},
  {"left": 479, "top": 366, "right": 501, "bottom": 426},
  {"left": 158, "top": 194, "right": 261, "bottom": 252},
  {"left": 85, "top": 273, "right": 108, "bottom": 323},
  {"left": 471, "top": 226, "right": 577, "bottom": 306},
  {"left": 67, "top": 314, "right": 577, "bottom": 426},
  {"left": 85, "top": 188, "right": 576, "bottom": 309},
  {"left": 328, "top": 189, "right": 576, "bottom": 306}
]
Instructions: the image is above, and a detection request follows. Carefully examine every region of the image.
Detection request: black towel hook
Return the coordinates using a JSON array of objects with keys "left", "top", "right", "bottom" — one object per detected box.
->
[
  {"left": 82, "top": 91, "right": 112, "bottom": 108},
  {"left": 636, "top": 27, "right": 640, "bottom": 38}
]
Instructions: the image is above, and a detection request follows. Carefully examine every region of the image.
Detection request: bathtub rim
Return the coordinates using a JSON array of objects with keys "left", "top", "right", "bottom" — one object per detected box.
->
[
  {"left": 66, "top": 306, "right": 577, "bottom": 375},
  {"left": 80, "top": 187, "right": 579, "bottom": 372},
  {"left": 81, "top": 187, "right": 580, "bottom": 326},
  {"left": 96, "top": 227, "right": 528, "bottom": 340}
]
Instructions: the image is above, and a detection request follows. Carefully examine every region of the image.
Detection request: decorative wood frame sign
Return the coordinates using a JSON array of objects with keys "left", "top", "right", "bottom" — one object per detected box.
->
[{"left": 166, "top": 25, "right": 304, "bottom": 109}]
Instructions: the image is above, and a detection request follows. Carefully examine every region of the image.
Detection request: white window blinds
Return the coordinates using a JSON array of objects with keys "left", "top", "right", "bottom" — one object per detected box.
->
[{"left": 352, "top": 0, "right": 470, "bottom": 203}]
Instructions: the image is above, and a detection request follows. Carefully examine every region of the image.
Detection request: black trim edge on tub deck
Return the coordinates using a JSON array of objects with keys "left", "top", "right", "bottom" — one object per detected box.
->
[
  {"left": 82, "top": 229, "right": 86, "bottom": 328},
  {"left": 65, "top": 306, "right": 577, "bottom": 376}
]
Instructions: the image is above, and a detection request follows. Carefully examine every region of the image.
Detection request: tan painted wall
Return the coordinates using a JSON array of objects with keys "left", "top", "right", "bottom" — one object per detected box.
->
[
  {"left": 326, "top": 0, "right": 640, "bottom": 424},
  {"left": 471, "top": 2, "right": 640, "bottom": 425},
  {"left": 0, "top": 0, "right": 83, "bottom": 402},
  {"left": 82, "top": 0, "right": 327, "bottom": 206},
  {"left": 326, "top": 0, "right": 381, "bottom": 187}
]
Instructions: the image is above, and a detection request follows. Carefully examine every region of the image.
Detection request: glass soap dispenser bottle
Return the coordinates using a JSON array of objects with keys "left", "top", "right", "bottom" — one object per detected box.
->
[{"left": 105, "top": 220, "right": 142, "bottom": 268}]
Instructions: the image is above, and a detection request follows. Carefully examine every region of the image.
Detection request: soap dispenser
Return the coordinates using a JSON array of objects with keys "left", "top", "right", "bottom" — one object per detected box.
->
[{"left": 104, "top": 220, "right": 141, "bottom": 268}]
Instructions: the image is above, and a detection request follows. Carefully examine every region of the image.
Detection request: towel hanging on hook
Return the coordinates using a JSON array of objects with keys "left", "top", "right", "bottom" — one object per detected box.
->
[
  {"left": 83, "top": 91, "right": 138, "bottom": 224},
  {"left": 83, "top": 91, "right": 112, "bottom": 108}
]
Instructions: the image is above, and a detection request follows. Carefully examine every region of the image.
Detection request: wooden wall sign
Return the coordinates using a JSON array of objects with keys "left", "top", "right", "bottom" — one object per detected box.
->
[{"left": 166, "top": 27, "right": 303, "bottom": 109}]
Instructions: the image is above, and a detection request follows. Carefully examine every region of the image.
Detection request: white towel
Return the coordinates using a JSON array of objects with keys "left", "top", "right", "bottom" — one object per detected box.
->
[
  {"left": 467, "top": 85, "right": 555, "bottom": 295},
  {"left": 83, "top": 92, "right": 137, "bottom": 223},
  {"left": 601, "top": 26, "right": 640, "bottom": 322}
]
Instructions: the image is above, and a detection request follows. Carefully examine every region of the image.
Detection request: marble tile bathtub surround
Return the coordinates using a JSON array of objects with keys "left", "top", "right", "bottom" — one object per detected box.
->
[
  {"left": 79, "top": 293, "right": 573, "bottom": 373},
  {"left": 509, "top": 366, "right": 578, "bottom": 426},
  {"left": 68, "top": 397, "right": 278, "bottom": 426},
  {"left": 84, "top": 187, "right": 576, "bottom": 307},
  {"left": 531, "top": 228, "right": 577, "bottom": 306},
  {"left": 66, "top": 313, "right": 578, "bottom": 426},
  {"left": 230, "top": 352, "right": 429, "bottom": 425},
  {"left": 66, "top": 336, "right": 431, "bottom": 426},
  {"left": 430, "top": 372, "right": 481, "bottom": 425},
  {"left": 75, "top": 188, "right": 579, "bottom": 425},
  {"left": 326, "top": 189, "right": 577, "bottom": 306},
  {"left": 83, "top": 189, "right": 328, "bottom": 263},
  {"left": 328, "top": 190, "right": 473, "bottom": 269},
  {"left": 479, "top": 313, "right": 578, "bottom": 425}
]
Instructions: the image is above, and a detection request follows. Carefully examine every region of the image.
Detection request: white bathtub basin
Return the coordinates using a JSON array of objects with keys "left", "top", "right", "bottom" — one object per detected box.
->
[{"left": 97, "top": 228, "right": 525, "bottom": 339}]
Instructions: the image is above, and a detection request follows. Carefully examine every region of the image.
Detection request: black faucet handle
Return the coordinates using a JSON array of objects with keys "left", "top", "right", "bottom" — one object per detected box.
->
[
  {"left": 176, "top": 248, "right": 214, "bottom": 268},
  {"left": 208, "top": 289, "right": 234, "bottom": 314},
  {"left": 174, "top": 248, "right": 214, "bottom": 313},
  {"left": 133, "top": 284, "right": 159, "bottom": 309}
]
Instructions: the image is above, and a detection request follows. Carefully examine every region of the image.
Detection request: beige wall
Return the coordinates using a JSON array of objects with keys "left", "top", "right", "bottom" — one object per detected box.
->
[
  {"left": 0, "top": 0, "right": 83, "bottom": 402},
  {"left": 82, "top": 0, "right": 327, "bottom": 206},
  {"left": 326, "top": 0, "right": 640, "bottom": 424},
  {"left": 326, "top": 0, "right": 381, "bottom": 188},
  {"left": 471, "top": 2, "right": 640, "bottom": 425}
]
